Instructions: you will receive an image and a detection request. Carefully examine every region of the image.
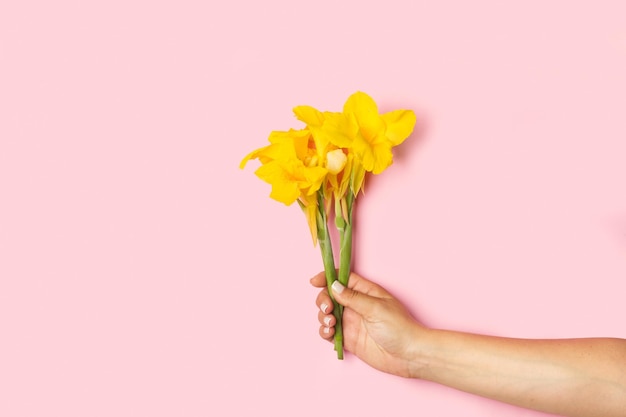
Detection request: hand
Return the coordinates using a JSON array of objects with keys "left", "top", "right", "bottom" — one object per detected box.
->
[
  {"left": 312, "top": 272, "right": 626, "bottom": 417},
  {"left": 311, "top": 271, "right": 428, "bottom": 377}
]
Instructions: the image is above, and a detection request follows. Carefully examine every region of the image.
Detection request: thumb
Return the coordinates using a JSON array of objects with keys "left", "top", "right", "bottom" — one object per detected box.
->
[{"left": 331, "top": 280, "right": 378, "bottom": 319}]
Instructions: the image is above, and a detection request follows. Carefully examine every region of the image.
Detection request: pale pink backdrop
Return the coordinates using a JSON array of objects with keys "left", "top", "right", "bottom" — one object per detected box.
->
[{"left": 1, "top": 1, "right": 625, "bottom": 416}]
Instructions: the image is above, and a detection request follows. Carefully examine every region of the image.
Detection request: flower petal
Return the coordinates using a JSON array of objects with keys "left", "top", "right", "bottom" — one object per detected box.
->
[
  {"left": 268, "top": 129, "right": 310, "bottom": 161},
  {"left": 344, "top": 92, "right": 384, "bottom": 142},
  {"left": 382, "top": 110, "right": 416, "bottom": 146},
  {"left": 298, "top": 195, "right": 319, "bottom": 246},
  {"left": 254, "top": 161, "right": 301, "bottom": 205},
  {"left": 270, "top": 181, "right": 301, "bottom": 205},
  {"left": 337, "top": 153, "right": 354, "bottom": 198},
  {"left": 343, "top": 91, "right": 379, "bottom": 118},
  {"left": 371, "top": 142, "right": 394, "bottom": 174},
  {"left": 321, "top": 112, "right": 357, "bottom": 148},
  {"left": 293, "top": 105, "right": 325, "bottom": 127},
  {"left": 350, "top": 160, "right": 366, "bottom": 196},
  {"left": 303, "top": 166, "right": 328, "bottom": 196},
  {"left": 239, "top": 147, "right": 261, "bottom": 169}
]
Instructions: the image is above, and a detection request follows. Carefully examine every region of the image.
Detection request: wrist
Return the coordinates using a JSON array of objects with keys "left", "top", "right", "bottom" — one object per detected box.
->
[{"left": 406, "top": 327, "right": 440, "bottom": 380}]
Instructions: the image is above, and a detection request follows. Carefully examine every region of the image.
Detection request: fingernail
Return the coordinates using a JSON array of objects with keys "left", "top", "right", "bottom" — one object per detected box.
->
[
  {"left": 323, "top": 327, "right": 330, "bottom": 334},
  {"left": 331, "top": 280, "right": 345, "bottom": 294},
  {"left": 323, "top": 316, "right": 332, "bottom": 326},
  {"left": 320, "top": 303, "right": 329, "bottom": 314}
]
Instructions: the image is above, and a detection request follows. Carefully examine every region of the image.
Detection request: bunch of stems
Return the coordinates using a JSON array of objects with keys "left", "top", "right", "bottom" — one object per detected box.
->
[{"left": 315, "top": 189, "right": 355, "bottom": 360}]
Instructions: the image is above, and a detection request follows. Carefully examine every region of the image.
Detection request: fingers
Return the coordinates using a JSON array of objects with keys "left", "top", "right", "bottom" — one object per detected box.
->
[
  {"left": 309, "top": 271, "right": 328, "bottom": 288},
  {"left": 345, "top": 272, "right": 392, "bottom": 299},
  {"left": 318, "top": 309, "right": 335, "bottom": 327},
  {"left": 311, "top": 270, "right": 392, "bottom": 299},
  {"left": 318, "top": 309, "right": 335, "bottom": 340},
  {"left": 319, "top": 323, "right": 335, "bottom": 340},
  {"left": 331, "top": 280, "right": 379, "bottom": 320},
  {"left": 315, "top": 287, "right": 336, "bottom": 340},
  {"left": 312, "top": 270, "right": 394, "bottom": 339},
  {"left": 315, "top": 288, "right": 333, "bottom": 315}
]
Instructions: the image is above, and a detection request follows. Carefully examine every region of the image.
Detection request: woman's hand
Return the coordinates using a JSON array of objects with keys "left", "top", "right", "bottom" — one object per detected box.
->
[
  {"left": 312, "top": 271, "right": 626, "bottom": 417},
  {"left": 311, "top": 271, "right": 428, "bottom": 378}
]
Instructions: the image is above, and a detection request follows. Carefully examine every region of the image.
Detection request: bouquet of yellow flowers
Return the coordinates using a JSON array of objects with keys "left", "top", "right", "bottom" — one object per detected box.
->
[{"left": 240, "top": 91, "right": 416, "bottom": 359}]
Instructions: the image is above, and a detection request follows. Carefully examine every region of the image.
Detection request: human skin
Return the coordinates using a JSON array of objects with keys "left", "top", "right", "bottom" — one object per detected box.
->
[{"left": 311, "top": 271, "right": 626, "bottom": 417}]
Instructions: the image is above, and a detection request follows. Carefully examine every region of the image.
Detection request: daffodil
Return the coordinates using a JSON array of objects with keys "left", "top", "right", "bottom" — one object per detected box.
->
[
  {"left": 240, "top": 128, "right": 330, "bottom": 246},
  {"left": 294, "top": 93, "right": 415, "bottom": 359},
  {"left": 321, "top": 91, "right": 416, "bottom": 176},
  {"left": 241, "top": 91, "right": 416, "bottom": 360},
  {"left": 240, "top": 129, "right": 327, "bottom": 206}
]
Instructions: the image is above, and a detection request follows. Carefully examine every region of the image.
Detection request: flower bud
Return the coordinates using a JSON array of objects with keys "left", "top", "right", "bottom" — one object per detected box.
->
[{"left": 326, "top": 149, "right": 347, "bottom": 175}]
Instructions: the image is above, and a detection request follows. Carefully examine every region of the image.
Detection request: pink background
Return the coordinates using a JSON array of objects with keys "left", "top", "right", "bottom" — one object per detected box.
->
[{"left": 1, "top": 1, "right": 625, "bottom": 416}]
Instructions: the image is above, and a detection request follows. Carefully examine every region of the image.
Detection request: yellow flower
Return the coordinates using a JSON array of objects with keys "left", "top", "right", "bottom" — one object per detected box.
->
[
  {"left": 240, "top": 129, "right": 327, "bottom": 206},
  {"left": 240, "top": 91, "right": 416, "bottom": 359},
  {"left": 321, "top": 91, "right": 416, "bottom": 175},
  {"left": 293, "top": 105, "right": 354, "bottom": 201}
]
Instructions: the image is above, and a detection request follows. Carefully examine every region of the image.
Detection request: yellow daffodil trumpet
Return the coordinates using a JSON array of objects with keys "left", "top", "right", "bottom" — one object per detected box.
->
[{"left": 241, "top": 91, "right": 416, "bottom": 359}]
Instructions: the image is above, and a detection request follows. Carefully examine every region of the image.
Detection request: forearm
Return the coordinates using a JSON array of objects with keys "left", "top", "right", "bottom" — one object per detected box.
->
[{"left": 413, "top": 330, "right": 626, "bottom": 417}]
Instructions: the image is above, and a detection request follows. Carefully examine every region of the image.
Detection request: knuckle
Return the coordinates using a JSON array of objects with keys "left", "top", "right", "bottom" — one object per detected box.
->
[{"left": 346, "top": 288, "right": 360, "bottom": 302}]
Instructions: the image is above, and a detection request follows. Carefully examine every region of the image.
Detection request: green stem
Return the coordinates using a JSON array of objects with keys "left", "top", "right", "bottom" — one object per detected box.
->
[
  {"left": 338, "top": 219, "right": 353, "bottom": 287},
  {"left": 334, "top": 192, "right": 354, "bottom": 360},
  {"left": 317, "top": 194, "right": 343, "bottom": 360},
  {"left": 338, "top": 192, "right": 355, "bottom": 287}
]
